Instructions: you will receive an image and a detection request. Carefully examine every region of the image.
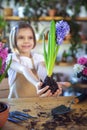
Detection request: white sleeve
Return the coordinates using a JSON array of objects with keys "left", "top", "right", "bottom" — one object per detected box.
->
[
  {"left": 9, "top": 60, "right": 40, "bottom": 88},
  {"left": 33, "top": 53, "right": 44, "bottom": 69},
  {"left": 32, "top": 53, "right": 47, "bottom": 81},
  {"left": 37, "top": 63, "right": 47, "bottom": 81}
]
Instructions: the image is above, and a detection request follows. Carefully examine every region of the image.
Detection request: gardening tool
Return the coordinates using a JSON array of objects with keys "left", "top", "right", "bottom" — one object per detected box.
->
[
  {"left": 51, "top": 94, "right": 87, "bottom": 116},
  {"left": 8, "top": 111, "right": 37, "bottom": 124}
]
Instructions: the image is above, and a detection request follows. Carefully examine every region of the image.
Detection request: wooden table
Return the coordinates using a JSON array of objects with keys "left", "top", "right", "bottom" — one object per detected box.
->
[
  {"left": 74, "top": 83, "right": 87, "bottom": 88},
  {"left": 1, "top": 96, "right": 87, "bottom": 130}
]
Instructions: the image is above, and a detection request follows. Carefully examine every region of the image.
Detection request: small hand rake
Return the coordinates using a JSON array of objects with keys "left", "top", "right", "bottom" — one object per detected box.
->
[{"left": 8, "top": 111, "right": 37, "bottom": 124}]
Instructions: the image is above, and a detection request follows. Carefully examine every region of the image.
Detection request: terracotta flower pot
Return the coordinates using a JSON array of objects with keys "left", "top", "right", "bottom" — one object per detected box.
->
[
  {"left": 48, "top": 9, "right": 57, "bottom": 16},
  {"left": 3, "top": 8, "right": 13, "bottom": 16},
  {"left": 0, "top": 102, "right": 9, "bottom": 128}
]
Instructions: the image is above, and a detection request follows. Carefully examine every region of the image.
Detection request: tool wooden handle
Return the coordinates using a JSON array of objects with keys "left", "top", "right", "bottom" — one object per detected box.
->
[{"left": 74, "top": 94, "right": 87, "bottom": 104}]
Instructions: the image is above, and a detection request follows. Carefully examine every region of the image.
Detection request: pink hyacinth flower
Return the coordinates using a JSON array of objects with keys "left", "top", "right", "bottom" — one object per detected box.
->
[
  {"left": 82, "top": 67, "right": 87, "bottom": 76},
  {"left": 77, "top": 57, "right": 87, "bottom": 65}
]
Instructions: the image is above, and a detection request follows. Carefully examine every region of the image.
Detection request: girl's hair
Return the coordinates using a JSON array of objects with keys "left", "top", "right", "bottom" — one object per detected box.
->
[{"left": 9, "top": 21, "right": 36, "bottom": 52}]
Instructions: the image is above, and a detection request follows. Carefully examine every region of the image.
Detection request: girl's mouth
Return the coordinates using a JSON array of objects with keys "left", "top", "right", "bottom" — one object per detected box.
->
[{"left": 22, "top": 45, "right": 31, "bottom": 48}]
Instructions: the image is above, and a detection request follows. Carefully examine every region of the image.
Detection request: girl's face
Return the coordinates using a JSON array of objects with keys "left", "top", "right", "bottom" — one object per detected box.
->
[{"left": 16, "top": 28, "right": 34, "bottom": 56}]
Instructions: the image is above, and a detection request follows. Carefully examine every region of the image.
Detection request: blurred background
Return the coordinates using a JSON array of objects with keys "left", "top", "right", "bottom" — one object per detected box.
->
[{"left": 0, "top": 0, "right": 87, "bottom": 97}]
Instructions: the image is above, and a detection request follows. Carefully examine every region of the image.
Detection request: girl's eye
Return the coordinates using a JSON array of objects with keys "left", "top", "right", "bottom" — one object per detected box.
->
[
  {"left": 28, "top": 36, "right": 33, "bottom": 39},
  {"left": 18, "top": 36, "right": 24, "bottom": 39},
  {"left": 17, "top": 36, "right": 34, "bottom": 40}
]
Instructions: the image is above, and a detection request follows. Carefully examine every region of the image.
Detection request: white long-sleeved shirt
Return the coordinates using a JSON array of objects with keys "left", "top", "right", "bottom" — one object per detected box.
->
[{"left": 6, "top": 52, "right": 47, "bottom": 98}]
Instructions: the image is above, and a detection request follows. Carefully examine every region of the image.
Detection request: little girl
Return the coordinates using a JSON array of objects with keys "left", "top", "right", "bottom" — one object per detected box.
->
[{"left": 6, "top": 22, "right": 63, "bottom": 98}]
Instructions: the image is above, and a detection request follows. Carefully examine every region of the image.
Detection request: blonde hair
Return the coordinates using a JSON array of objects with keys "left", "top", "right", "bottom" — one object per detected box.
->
[{"left": 9, "top": 22, "right": 36, "bottom": 52}]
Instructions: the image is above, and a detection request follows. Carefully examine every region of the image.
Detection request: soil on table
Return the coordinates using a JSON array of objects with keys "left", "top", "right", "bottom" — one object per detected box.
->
[
  {"left": 0, "top": 102, "right": 7, "bottom": 112},
  {"left": 24, "top": 108, "right": 87, "bottom": 130}
]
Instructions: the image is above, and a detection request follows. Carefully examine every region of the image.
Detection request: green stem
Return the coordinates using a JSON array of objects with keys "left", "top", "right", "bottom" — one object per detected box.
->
[{"left": 0, "top": 56, "right": 12, "bottom": 83}]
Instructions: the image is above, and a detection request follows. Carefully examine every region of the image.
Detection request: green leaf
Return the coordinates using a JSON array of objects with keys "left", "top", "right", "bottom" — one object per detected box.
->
[
  {"left": 0, "top": 58, "right": 2, "bottom": 69},
  {"left": 43, "top": 34, "right": 48, "bottom": 70},
  {"left": 43, "top": 20, "right": 61, "bottom": 77},
  {"left": 0, "top": 56, "right": 12, "bottom": 83},
  {"left": 47, "top": 20, "right": 56, "bottom": 76},
  {"left": 47, "top": 32, "right": 51, "bottom": 65},
  {"left": 50, "top": 20, "right": 56, "bottom": 56},
  {"left": 52, "top": 45, "right": 59, "bottom": 69}
]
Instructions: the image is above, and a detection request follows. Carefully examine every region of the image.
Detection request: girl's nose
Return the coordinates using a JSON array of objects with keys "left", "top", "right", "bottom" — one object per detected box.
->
[{"left": 24, "top": 37, "right": 29, "bottom": 42}]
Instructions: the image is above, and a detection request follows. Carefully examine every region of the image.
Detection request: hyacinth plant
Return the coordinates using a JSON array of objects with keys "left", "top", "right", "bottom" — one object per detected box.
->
[
  {"left": 0, "top": 42, "right": 12, "bottom": 83},
  {"left": 73, "top": 56, "right": 87, "bottom": 83},
  {"left": 42, "top": 20, "right": 70, "bottom": 94}
]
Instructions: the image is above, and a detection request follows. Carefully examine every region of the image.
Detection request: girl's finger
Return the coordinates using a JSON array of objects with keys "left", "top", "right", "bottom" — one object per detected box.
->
[
  {"left": 40, "top": 89, "right": 52, "bottom": 97},
  {"left": 37, "top": 86, "right": 49, "bottom": 96},
  {"left": 53, "top": 87, "right": 62, "bottom": 96}
]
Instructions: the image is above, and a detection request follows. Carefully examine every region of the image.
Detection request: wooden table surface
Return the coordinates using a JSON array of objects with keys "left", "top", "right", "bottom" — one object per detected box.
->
[
  {"left": 1, "top": 96, "right": 87, "bottom": 130},
  {"left": 74, "top": 83, "right": 87, "bottom": 88}
]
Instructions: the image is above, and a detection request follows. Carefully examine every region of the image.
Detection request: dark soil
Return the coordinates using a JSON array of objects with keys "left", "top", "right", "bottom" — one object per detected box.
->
[
  {"left": 0, "top": 102, "right": 7, "bottom": 112},
  {"left": 42, "top": 109, "right": 87, "bottom": 129},
  {"left": 25, "top": 108, "right": 87, "bottom": 130},
  {"left": 41, "top": 76, "right": 58, "bottom": 94}
]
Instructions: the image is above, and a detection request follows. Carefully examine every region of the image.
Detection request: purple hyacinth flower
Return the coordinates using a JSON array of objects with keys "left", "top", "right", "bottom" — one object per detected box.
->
[
  {"left": 0, "top": 42, "right": 8, "bottom": 75},
  {"left": 56, "top": 20, "right": 70, "bottom": 45}
]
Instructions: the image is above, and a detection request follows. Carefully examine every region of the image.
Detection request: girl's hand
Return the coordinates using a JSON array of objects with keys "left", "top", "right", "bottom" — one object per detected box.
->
[
  {"left": 36, "top": 82, "right": 62, "bottom": 97},
  {"left": 36, "top": 82, "right": 52, "bottom": 97},
  {"left": 57, "top": 82, "right": 71, "bottom": 89}
]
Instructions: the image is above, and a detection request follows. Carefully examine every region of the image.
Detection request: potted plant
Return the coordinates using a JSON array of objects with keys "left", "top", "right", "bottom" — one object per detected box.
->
[
  {"left": 2, "top": 0, "right": 13, "bottom": 16},
  {"left": 42, "top": 0, "right": 58, "bottom": 16},
  {"left": 15, "top": 0, "right": 25, "bottom": 18},
  {"left": 0, "top": 42, "right": 12, "bottom": 128},
  {"left": 24, "top": 0, "right": 45, "bottom": 19},
  {"left": 41, "top": 20, "right": 70, "bottom": 94},
  {"left": 0, "top": 16, "right": 7, "bottom": 34},
  {"left": 0, "top": 102, "right": 9, "bottom": 128},
  {"left": 73, "top": 56, "right": 87, "bottom": 84}
]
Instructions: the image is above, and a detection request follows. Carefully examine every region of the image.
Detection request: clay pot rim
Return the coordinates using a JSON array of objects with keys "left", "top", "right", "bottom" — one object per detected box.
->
[{"left": 0, "top": 102, "right": 9, "bottom": 113}]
